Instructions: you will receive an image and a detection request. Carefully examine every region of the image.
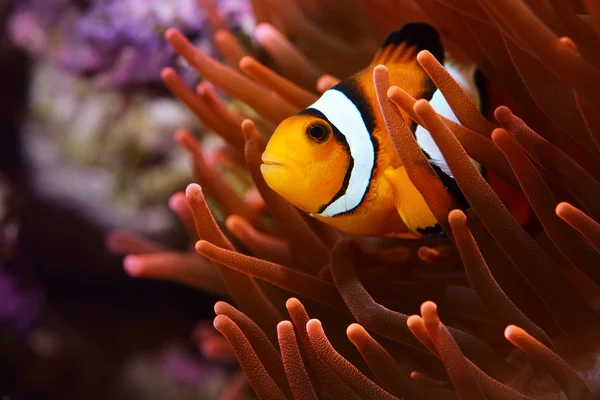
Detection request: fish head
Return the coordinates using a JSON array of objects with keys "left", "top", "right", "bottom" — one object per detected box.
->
[{"left": 261, "top": 113, "right": 350, "bottom": 213}]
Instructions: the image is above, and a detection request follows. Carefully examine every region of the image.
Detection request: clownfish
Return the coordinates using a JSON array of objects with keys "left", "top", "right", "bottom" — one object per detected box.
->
[{"left": 260, "top": 23, "right": 484, "bottom": 238}]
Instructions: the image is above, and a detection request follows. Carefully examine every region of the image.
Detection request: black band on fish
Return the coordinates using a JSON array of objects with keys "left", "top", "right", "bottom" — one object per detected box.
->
[
  {"left": 380, "top": 23, "right": 445, "bottom": 65},
  {"left": 298, "top": 107, "right": 354, "bottom": 214},
  {"left": 423, "top": 150, "right": 470, "bottom": 209},
  {"left": 302, "top": 89, "right": 378, "bottom": 218},
  {"left": 417, "top": 223, "right": 444, "bottom": 236}
]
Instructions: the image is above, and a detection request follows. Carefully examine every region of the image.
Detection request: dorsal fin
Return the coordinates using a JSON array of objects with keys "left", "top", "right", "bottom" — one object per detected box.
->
[{"left": 372, "top": 23, "right": 445, "bottom": 67}]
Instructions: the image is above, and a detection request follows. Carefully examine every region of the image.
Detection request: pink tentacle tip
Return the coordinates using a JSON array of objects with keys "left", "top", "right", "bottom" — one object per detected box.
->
[
  {"left": 504, "top": 325, "right": 518, "bottom": 339},
  {"left": 277, "top": 320, "right": 293, "bottom": 331},
  {"left": 195, "top": 81, "right": 212, "bottom": 96},
  {"left": 373, "top": 64, "right": 388, "bottom": 74},
  {"left": 413, "top": 98, "right": 431, "bottom": 113},
  {"left": 285, "top": 297, "right": 301, "bottom": 310},
  {"left": 253, "top": 23, "right": 276, "bottom": 44},
  {"left": 490, "top": 127, "right": 512, "bottom": 147},
  {"left": 420, "top": 301, "right": 439, "bottom": 321},
  {"left": 160, "top": 67, "right": 176, "bottom": 80},
  {"left": 195, "top": 240, "right": 210, "bottom": 254},
  {"left": 316, "top": 74, "right": 340, "bottom": 93},
  {"left": 555, "top": 202, "right": 571, "bottom": 217},
  {"left": 123, "top": 255, "right": 142, "bottom": 277},
  {"left": 168, "top": 192, "right": 187, "bottom": 212},
  {"left": 306, "top": 319, "right": 322, "bottom": 334},
  {"left": 213, "top": 300, "right": 229, "bottom": 315},
  {"left": 238, "top": 56, "right": 252, "bottom": 70},
  {"left": 346, "top": 323, "right": 362, "bottom": 337},
  {"left": 185, "top": 183, "right": 204, "bottom": 199},
  {"left": 213, "top": 29, "right": 229, "bottom": 43},
  {"left": 225, "top": 214, "right": 243, "bottom": 231},
  {"left": 406, "top": 315, "right": 422, "bottom": 327},
  {"left": 416, "top": 50, "right": 429, "bottom": 62},
  {"left": 241, "top": 119, "right": 257, "bottom": 139},
  {"left": 213, "top": 314, "right": 229, "bottom": 330},
  {"left": 173, "top": 128, "right": 190, "bottom": 145},
  {"left": 448, "top": 209, "right": 467, "bottom": 223},
  {"left": 164, "top": 27, "right": 182, "bottom": 42},
  {"left": 493, "top": 106, "right": 513, "bottom": 123}
]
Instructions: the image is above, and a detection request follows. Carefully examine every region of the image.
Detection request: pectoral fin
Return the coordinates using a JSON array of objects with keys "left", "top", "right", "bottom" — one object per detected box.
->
[{"left": 384, "top": 166, "right": 442, "bottom": 236}]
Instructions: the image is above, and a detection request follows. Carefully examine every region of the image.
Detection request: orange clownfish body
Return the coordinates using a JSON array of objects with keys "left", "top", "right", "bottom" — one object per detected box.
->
[{"left": 261, "top": 23, "right": 483, "bottom": 238}]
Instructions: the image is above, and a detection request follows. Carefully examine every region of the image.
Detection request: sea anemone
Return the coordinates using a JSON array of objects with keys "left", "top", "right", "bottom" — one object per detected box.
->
[{"left": 113, "top": 0, "right": 600, "bottom": 398}]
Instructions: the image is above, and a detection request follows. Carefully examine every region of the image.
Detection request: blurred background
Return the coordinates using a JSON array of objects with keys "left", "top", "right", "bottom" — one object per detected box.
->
[{"left": 0, "top": 1, "right": 256, "bottom": 398}]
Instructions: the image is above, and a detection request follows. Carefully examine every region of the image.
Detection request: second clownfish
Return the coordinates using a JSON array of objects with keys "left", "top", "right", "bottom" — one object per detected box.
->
[{"left": 260, "top": 23, "right": 485, "bottom": 238}]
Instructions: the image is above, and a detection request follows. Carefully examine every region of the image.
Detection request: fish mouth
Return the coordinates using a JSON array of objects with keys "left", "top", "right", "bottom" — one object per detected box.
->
[
  {"left": 261, "top": 153, "right": 285, "bottom": 167},
  {"left": 260, "top": 152, "right": 307, "bottom": 178}
]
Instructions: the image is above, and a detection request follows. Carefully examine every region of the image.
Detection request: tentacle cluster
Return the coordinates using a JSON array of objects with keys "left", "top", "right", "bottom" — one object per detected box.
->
[{"left": 111, "top": 0, "right": 600, "bottom": 398}]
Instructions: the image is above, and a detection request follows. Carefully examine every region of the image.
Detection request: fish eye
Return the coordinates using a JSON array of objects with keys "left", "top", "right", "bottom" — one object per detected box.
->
[{"left": 305, "top": 122, "right": 331, "bottom": 143}]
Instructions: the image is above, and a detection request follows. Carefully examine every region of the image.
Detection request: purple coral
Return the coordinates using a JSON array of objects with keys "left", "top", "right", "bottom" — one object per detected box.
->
[
  {"left": 0, "top": 267, "right": 41, "bottom": 338},
  {"left": 8, "top": 0, "right": 254, "bottom": 87}
]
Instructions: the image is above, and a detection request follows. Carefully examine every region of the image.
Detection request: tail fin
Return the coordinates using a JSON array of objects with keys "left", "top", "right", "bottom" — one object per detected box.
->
[{"left": 372, "top": 23, "right": 445, "bottom": 67}]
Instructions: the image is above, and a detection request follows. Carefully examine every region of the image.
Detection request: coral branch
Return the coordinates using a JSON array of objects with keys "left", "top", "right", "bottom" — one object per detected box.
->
[
  {"left": 166, "top": 28, "right": 298, "bottom": 123},
  {"left": 277, "top": 321, "right": 318, "bottom": 400},
  {"left": 105, "top": 229, "right": 167, "bottom": 254},
  {"left": 409, "top": 371, "right": 452, "bottom": 390},
  {"left": 225, "top": 215, "right": 292, "bottom": 265},
  {"left": 417, "top": 50, "right": 496, "bottom": 137},
  {"left": 387, "top": 86, "right": 519, "bottom": 189},
  {"left": 316, "top": 74, "right": 341, "bottom": 93},
  {"left": 432, "top": 0, "right": 494, "bottom": 26},
  {"left": 306, "top": 319, "right": 398, "bottom": 400},
  {"left": 480, "top": 0, "right": 600, "bottom": 106},
  {"left": 556, "top": 202, "right": 600, "bottom": 253},
  {"left": 239, "top": 56, "right": 317, "bottom": 109},
  {"left": 214, "top": 29, "right": 249, "bottom": 68},
  {"left": 465, "top": 359, "right": 533, "bottom": 400},
  {"left": 214, "top": 302, "right": 292, "bottom": 398},
  {"left": 491, "top": 128, "right": 600, "bottom": 284},
  {"left": 414, "top": 98, "right": 600, "bottom": 337},
  {"left": 464, "top": 218, "right": 559, "bottom": 332},
  {"left": 195, "top": 82, "right": 246, "bottom": 148},
  {"left": 415, "top": 0, "right": 485, "bottom": 65},
  {"left": 286, "top": 298, "right": 362, "bottom": 400},
  {"left": 501, "top": 34, "right": 593, "bottom": 149},
  {"left": 494, "top": 106, "right": 600, "bottom": 219},
  {"left": 168, "top": 192, "right": 198, "bottom": 240},
  {"left": 550, "top": 3, "right": 600, "bottom": 65},
  {"left": 574, "top": 88, "right": 600, "bottom": 153},
  {"left": 253, "top": 23, "right": 321, "bottom": 89},
  {"left": 330, "top": 240, "right": 505, "bottom": 375},
  {"left": 186, "top": 184, "right": 282, "bottom": 338},
  {"left": 504, "top": 325, "right": 592, "bottom": 399},
  {"left": 196, "top": 240, "right": 345, "bottom": 309},
  {"left": 374, "top": 65, "right": 459, "bottom": 235},
  {"left": 213, "top": 315, "right": 287, "bottom": 400},
  {"left": 448, "top": 209, "right": 555, "bottom": 350},
  {"left": 420, "top": 301, "right": 485, "bottom": 400},
  {"left": 123, "top": 252, "right": 227, "bottom": 296},
  {"left": 406, "top": 315, "right": 438, "bottom": 355},
  {"left": 161, "top": 68, "right": 244, "bottom": 151},
  {"left": 346, "top": 323, "right": 422, "bottom": 399},
  {"left": 197, "top": 0, "right": 227, "bottom": 31},
  {"left": 176, "top": 130, "right": 262, "bottom": 228},
  {"left": 583, "top": 0, "right": 600, "bottom": 36}
]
